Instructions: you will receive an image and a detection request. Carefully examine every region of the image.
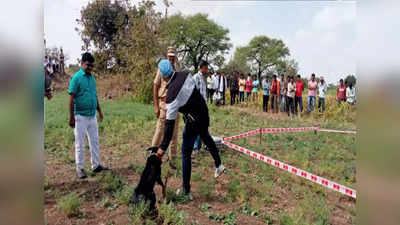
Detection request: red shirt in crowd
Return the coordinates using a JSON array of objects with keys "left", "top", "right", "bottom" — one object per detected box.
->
[
  {"left": 295, "top": 81, "right": 304, "bottom": 97},
  {"left": 245, "top": 80, "right": 253, "bottom": 93},
  {"left": 337, "top": 84, "right": 346, "bottom": 100}
]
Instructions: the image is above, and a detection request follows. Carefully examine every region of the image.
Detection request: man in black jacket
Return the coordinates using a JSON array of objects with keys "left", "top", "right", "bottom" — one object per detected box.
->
[
  {"left": 229, "top": 71, "right": 239, "bottom": 105},
  {"left": 156, "top": 59, "right": 225, "bottom": 200}
]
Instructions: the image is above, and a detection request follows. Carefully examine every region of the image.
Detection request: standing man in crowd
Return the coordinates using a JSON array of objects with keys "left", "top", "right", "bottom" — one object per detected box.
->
[
  {"left": 218, "top": 72, "right": 228, "bottom": 105},
  {"left": 262, "top": 75, "right": 271, "bottom": 112},
  {"left": 287, "top": 76, "right": 296, "bottom": 116},
  {"left": 230, "top": 71, "right": 239, "bottom": 105},
  {"left": 192, "top": 60, "right": 209, "bottom": 155},
  {"left": 156, "top": 59, "right": 225, "bottom": 200},
  {"left": 152, "top": 47, "right": 179, "bottom": 169},
  {"left": 68, "top": 52, "right": 108, "bottom": 179},
  {"left": 270, "top": 75, "right": 280, "bottom": 113},
  {"left": 252, "top": 75, "right": 259, "bottom": 103},
  {"left": 279, "top": 74, "right": 286, "bottom": 112},
  {"left": 346, "top": 83, "right": 356, "bottom": 105},
  {"left": 295, "top": 74, "right": 304, "bottom": 114},
  {"left": 307, "top": 73, "right": 318, "bottom": 113},
  {"left": 238, "top": 74, "right": 246, "bottom": 103},
  {"left": 337, "top": 79, "right": 346, "bottom": 103},
  {"left": 206, "top": 73, "right": 214, "bottom": 103},
  {"left": 245, "top": 74, "right": 252, "bottom": 103},
  {"left": 317, "top": 76, "right": 328, "bottom": 112},
  {"left": 212, "top": 72, "right": 219, "bottom": 104}
]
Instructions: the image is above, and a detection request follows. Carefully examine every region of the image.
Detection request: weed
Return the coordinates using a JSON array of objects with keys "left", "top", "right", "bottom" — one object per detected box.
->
[
  {"left": 198, "top": 179, "right": 215, "bottom": 199},
  {"left": 208, "top": 211, "right": 237, "bottom": 225},
  {"left": 192, "top": 171, "right": 202, "bottom": 182},
  {"left": 226, "top": 177, "right": 241, "bottom": 203},
  {"left": 115, "top": 185, "right": 133, "bottom": 205},
  {"left": 56, "top": 192, "right": 81, "bottom": 217},
  {"left": 279, "top": 213, "right": 295, "bottom": 225},
  {"left": 128, "top": 200, "right": 149, "bottom": 225},
  {"left": 157, "top": 202, "right": 186, "bottom": 225},
  {"left": 165, "top": 188, "right": 190, "bottom": 204},
  {"left": 199, "top": 202, "right": 211, "bottom": 213},
  {"left": 241, "top": 202, "right": 260, "bottom": 217},
  {"left": 99, "top": 172, "right": 125, "bottom": 193},
  {"left": 264, "top": 215, "right": 274, "bottom": 224}
]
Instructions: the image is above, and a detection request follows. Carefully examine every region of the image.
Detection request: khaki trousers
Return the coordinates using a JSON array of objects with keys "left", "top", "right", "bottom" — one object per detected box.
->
[{"left": 151, "top": 103, "right": 179, "bottom": 160}]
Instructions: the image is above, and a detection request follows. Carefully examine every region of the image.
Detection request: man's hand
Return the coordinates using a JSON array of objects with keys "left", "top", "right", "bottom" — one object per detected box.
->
[
  {"left": 156, "top": 148, "right": 164, "bottom": 158},
  {"left": 155, "top": 107, "right": 160, "bottom": 118},
  {"left": 69, "top": 116, "right": 75, "bottom": 128},
  {"left": 98, "top": 112, "right": 103, "bottom": 122}
]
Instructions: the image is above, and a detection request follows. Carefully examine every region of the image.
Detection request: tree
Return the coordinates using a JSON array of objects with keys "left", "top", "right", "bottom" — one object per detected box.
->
[
  {"left": 239, "top": 35, "right": 290, "bottom": 81},
  {"left": 275, "top": 59, "right": 298, "bottom": 77},
  {"left": 345, "top": 74, "right": 356, "bottom": 86},
  {"left": 114, "top": 0, "right": 163, "bottom": 103},
  {"left": 161, "top": 13, "right": 231, "bottom": 72},
  {"left": 224, "top": 46, "right": 251, "bottom": 75},
  {"left": 77, "top": 0, "right": 130, "bottom": 72}
]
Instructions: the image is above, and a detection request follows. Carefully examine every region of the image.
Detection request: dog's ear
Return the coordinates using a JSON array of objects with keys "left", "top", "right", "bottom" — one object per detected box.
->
[{"left": 146, "top": 146, "right": 158, "bottom": 153}]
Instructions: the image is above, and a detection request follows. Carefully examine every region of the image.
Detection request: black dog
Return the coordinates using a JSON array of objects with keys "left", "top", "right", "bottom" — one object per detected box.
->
[{"left": 131, "top": 147, "right": 165, "bottom": 211}]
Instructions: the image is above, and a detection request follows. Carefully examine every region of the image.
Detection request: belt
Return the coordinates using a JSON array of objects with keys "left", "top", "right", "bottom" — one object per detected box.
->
[{"left": 160, "top": 97, "right": 166, "bottom": 102}]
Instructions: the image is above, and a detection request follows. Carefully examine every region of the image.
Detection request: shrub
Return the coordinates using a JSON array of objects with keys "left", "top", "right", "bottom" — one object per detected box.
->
[{"left": 56, "top": 192, "right": 81, "bottom": 217}]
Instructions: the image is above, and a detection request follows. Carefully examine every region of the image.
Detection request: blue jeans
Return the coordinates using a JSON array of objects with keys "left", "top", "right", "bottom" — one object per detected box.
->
[
  {"left": 193, "top": 135, "right": 201, "bottom": 150},
  {"left": 295, "top": 96, "right": 303, "bottom": 113},
  {"left": 246, "top": 92, "right": 251, "bottom": 102},
  {"left": 239, "top": 91, "right": 244, "bottom": 102},
  {"left": 308, "top": 96, "right": 315, "bottom": 112},
  {"left": 181, "top": 124, "right": 221, "bottom": 193}
]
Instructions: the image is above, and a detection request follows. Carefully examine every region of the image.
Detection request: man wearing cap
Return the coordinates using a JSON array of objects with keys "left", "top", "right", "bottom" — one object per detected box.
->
[
  {"left": 151, "top": 47, "right": 179, "bottom": 169},
  {"left": 156, "top": 59, "right": 226, "bottom": 200},
  {"left": 317, "top": 76, "right": 328, "bottom": 112}
]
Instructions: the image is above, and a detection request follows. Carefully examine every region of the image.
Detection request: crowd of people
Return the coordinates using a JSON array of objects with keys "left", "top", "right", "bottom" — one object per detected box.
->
[{"left": 201, "top": 71, "right": 356, "bottom": 116}]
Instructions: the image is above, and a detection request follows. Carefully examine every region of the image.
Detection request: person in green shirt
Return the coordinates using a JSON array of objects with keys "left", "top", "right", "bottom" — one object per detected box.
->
[{"left": 68, "top": 52, "right": 108, "bottom": 179}]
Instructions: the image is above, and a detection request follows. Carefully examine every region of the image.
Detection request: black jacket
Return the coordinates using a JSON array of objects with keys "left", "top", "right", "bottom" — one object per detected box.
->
[{"left": 159, "top": 71, "right": 210, "bottom": 151}]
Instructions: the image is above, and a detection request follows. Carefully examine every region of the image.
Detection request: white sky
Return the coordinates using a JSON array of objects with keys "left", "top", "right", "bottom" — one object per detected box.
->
[{"left": 44, "top": 0, "right": 356, "bottom": 84}]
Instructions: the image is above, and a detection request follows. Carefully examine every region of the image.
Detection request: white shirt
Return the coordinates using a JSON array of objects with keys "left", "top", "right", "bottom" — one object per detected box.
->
[
  {"left": 346, "top": 87, "right": 356, "bottom": 104},
  {"left": 287, "top": 82, "right": 296, "bottom": 98},
  {"left": 193, "top": 71, "right": 207, "bottom": 100},
  {"left": 318, "top": 82, "right": 328, "bottom": 98},
  {"left": 212, "top": 74, "right": 219, "bottom": 89},
  {"left": 206, "top": 76, "right": 213, "bottom": 89},
  {"left": 219, "top": 75, "right": 227, "bottom": 93}
]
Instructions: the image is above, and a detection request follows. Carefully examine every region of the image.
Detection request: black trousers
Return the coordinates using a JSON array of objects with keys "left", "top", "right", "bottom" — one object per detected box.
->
[
  {"left": 287, "top": 97, "right": 295, "bottom": 116},
  {"left": 263, "top": 95, "right": 269, "bottom": 112},
  {"left": 207, "top": 88, "right": 214, "bottom": 103},
  {"left": 181, "top": 122, "right": 222, "bottom": 193},
  {"left": 230, "top": 89, "right": 238, "bottom": 105}
]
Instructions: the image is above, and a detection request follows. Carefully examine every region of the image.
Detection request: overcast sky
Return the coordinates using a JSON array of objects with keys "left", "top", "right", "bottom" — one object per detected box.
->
[{"left": 44, "top": 0, "right": 356, "bottom": 84}]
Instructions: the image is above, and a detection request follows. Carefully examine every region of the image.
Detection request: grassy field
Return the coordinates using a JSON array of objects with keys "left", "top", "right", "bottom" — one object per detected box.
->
[{"left": 44, "top": 86, "right": 356, "bottom": 225}]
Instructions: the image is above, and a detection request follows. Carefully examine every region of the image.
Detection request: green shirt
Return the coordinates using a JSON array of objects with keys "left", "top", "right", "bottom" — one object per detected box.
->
[{"left": 68, "top": 68, "right": 98, "bottom": 117}]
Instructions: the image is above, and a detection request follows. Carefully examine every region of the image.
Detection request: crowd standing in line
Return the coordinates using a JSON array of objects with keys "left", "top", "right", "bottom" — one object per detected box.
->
[{"left": 200, "top": 70, "right": 356, "bottom": 116}]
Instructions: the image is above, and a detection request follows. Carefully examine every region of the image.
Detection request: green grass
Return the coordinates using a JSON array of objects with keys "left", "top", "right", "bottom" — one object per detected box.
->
[
  {"left": 56, "top": 192, "right": 82, "bottom": 217},
  {"left": 45, "top": 92, "right": 355, "bottom": 224}
]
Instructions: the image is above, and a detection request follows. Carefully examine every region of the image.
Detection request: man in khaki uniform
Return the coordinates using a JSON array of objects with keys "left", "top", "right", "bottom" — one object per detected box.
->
[{"left": 152, "top": 47, "right": 179, "bottom": 169}]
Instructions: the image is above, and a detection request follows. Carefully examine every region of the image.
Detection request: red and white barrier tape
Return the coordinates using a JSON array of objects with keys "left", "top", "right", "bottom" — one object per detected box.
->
[
  {"left": 317, "top": 129, "right": 357, "bottom": 134},
  {"left": 223, "top": 127, "right": 356, "bottom": 141},
  {"left": 223, "top": 128, "right": 262, "bottom": 141},
  {"left": 222, "top": 140, "right": 357, "bottom": 199}
]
